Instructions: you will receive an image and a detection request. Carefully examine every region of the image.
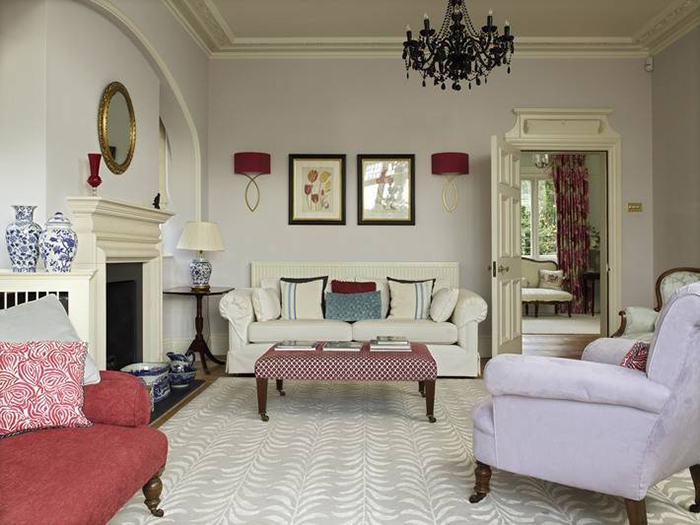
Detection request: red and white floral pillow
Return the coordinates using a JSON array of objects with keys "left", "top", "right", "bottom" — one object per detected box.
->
[{"left": 0, "top": 341, "right": 92, "bottom": 439}]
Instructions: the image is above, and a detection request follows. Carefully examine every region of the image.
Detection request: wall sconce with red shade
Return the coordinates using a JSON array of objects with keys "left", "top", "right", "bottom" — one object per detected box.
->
[
  {"left": 87, "top": 153, "right": 102, "bottom": 196},
  {"left": 233, "top": 152, "right": 271, "bottom": 212},
  {"left": 431, "top": 152, "right": 469, "bottom": 212}
]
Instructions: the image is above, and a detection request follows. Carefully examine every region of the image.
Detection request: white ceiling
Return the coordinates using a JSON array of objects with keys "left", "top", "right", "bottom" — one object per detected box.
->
[
  {"left": 165, "top": 0, "right": 700, "bottom": 57},
  {"left": 211, "top": 0, "right": 672, "bottom": 39}
]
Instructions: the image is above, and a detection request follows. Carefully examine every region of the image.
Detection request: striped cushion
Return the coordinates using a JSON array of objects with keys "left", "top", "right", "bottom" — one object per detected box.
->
[
  {"left": 388, "top": 280, "right": 434, "bottom": 320},
  {"left": 281, "top": 280, "right": 324, "bottom": 320},
  {"left": 620, "top": 341, "right": 650, "bottom": 372}
]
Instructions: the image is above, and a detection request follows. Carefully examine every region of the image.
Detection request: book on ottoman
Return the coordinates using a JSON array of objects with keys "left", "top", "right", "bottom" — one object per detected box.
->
[
  {"left": 275, "top": 341, "right": 317, "bottom": 351},
  {"left": 324, "top": 341, "right": 363, "bottom": 352},
  {"left": 370, "top": 337, "right": 411, "bottom": 351}
]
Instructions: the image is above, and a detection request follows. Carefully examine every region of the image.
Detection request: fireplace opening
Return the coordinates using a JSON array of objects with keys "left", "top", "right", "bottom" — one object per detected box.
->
[{"left": 106, "top": 263, "right": 143, "bottom": 370}]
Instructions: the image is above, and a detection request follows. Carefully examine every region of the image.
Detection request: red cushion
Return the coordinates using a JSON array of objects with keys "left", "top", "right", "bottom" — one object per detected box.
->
[
  {"left": 620, "top": 341, "right": 650, "bottom": 371},
  {"left": 0, "top": 424, "right": 167, "bottom": 524},
  {"left": 0, "top": 341, "right": 91, "bottom": 439},
  {"left": 83, "top": 371, "right": 151, "bottom": 427},
  {"left": 331, "top": 280, "right": 377, "bottom": 294}
]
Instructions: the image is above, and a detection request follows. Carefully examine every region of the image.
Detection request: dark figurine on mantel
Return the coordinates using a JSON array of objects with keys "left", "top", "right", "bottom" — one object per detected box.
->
[{"left": 153, "top": 193, "right": 161, "bottom": 209}]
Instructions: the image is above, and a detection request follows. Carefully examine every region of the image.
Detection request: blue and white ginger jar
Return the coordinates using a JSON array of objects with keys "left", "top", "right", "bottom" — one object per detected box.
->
[
  {"left": 39, "top": 212, "right": 78, "bottom": 273},
  {"left": 5, "top": 205, "right": 41, "bottom": 273}
]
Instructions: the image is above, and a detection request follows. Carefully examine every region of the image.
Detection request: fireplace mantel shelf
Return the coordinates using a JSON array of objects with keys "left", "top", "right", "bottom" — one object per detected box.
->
[{"left": 66, "top": 197, "right": 174, "bottom": 224}]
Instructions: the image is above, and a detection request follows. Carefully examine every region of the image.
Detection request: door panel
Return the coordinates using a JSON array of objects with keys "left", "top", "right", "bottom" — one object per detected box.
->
[{"left": 492, "top": 136, "right": 522, "bottom": 356}]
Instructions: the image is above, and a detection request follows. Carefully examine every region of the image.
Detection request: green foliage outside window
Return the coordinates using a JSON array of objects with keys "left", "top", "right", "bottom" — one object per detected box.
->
[{"left": 538, "top": 179, "right": 557, "bottom": 256}]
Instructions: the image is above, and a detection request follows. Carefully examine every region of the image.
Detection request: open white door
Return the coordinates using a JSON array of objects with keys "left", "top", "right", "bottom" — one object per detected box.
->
[{"left": 491, "top": 135, "right": 522, "bottom": 356}]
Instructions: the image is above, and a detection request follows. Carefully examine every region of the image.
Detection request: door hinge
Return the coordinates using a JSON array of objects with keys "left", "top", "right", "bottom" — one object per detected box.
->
[{"left": 492, "top": 261, "right": 496, "bottom": 278}]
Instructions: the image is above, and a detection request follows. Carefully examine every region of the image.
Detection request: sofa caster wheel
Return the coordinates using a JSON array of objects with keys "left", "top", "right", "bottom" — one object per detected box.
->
[
  {"left": 143, "top": 467, "right": 165, "bottom": 518},
  {"left": 260, "top": 413, "right": 269, "bottom": 422},
  {"left": 469, "top": 493, "right": 488, "bottom": 504},
  {"left": 279, "top": 390, "right": 286, "bottom": 397},
  {"left": 150, "top": 508, "right": 165, "bottom": 518},
  {"left": 428, "top": 415, "right": 436, "bottom": 423},
  {"left": 690, "top": 503, "right": 700, "bottom": 513},
  {"left": 421, "top": 391, "right": 426, "bottom": 398}
]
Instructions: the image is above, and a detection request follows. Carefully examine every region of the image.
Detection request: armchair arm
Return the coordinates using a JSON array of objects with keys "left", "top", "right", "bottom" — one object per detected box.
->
[
  {"left": 613, "top": 307, "right": 658, "bottom": 338},
  {"left": 582, "top": 337, "right": 635, "bottom": 365},
  {"left": 219, "top": 288, "right": 254, "bottom": 344},
  {"left": 484, "top": 355, "right": 671, "bottom": 414},
  {"left": 82, "top": 371, "right": 150, "bottom": 427},
  {"left": 451, "top": 289, "right": 488, "bottom": 327}
]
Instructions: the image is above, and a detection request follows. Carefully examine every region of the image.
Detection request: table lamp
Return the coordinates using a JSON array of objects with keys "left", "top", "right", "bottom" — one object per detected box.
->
[
  {"left": 176, "top": 221, "right": 224, "bottom": 290},
  {"left": 431, "top": 152, "right": 469, "bottom": 212}
]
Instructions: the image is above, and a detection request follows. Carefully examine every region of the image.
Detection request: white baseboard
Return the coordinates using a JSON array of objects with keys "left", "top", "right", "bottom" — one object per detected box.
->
[{"left": 162, "top": 333, "right": 229, "bottom": 358}]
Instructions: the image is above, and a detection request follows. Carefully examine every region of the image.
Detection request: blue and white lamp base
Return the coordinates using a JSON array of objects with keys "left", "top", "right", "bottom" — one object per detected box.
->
[{"left": 189, "top": 257, "right": 212, "bottom": 290}]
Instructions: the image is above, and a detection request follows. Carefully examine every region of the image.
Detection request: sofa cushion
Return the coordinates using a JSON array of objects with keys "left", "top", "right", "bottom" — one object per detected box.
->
[
  {"left": 388, "top": 280, "right": 434, "bottom": 319},
  {"left": 325, "top": 291, "right": 381, "bottom": 321},
  {"left": 0, "top": 295, "right": 100, "bottom": 385},
  {"left": 0, "top": 424, "right": 167, "bottom": 525},
  {"left": 331, "top": 280, "right": 377, "bottom": 294},
  {"left": 280, "top": 278, "right": 325, "bottom": 320},
  {"left": 252, "top": 288, "right": 281, "bottom": 321},
  {"left": 522, "top": 288, "right": 573, "bottom": 302},
  {"left": 0, "top": 341, "right": 92, "bottom": 439},
  {"left": 352, "top": 319, "right": 458, "bottom": 344},
  {"left": 248, "top": 319, "right": 353, "bottom": 343}
]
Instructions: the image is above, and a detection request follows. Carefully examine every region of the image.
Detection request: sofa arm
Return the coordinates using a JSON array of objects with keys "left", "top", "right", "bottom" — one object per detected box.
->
[
  {"left": 613, "top": 307, "right": 658, "bottom": 337},
  {"left": 451, "top": 289, "right": 488, "bottom": 327},
  {"left": 484, "top": 355, "right": 671, "bottom": 414},
  {"left": 219, "top": 288, "right": 254, "bottom": 344},
  {"left": 83, "top": 371, "right": 151, "bottom": 427},
  {"left": 582, "top": 337, "right": 635, "bottom": 365}
]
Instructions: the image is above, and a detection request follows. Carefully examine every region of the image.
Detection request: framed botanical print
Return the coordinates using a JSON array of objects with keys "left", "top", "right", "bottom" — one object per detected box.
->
[
  {"left": 357, "top": 154, "right": 415, "bottom": 225},
  {"left": 289, "top": 154, "right": 346, "bottom": 225}
]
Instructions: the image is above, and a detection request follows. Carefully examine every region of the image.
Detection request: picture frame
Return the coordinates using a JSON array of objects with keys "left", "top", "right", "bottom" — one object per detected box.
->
[
  {"left": 288, "top": 154, "right": 346, "bottom": 225},
  {"left": 357, "top": 154, "right": 415, "bottom": 225}
]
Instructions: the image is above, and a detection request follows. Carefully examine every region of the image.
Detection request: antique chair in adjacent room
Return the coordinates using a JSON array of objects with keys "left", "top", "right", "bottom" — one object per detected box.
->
[
  {"left": 470, "top": 283, "right": 700, "bottom": 525},
  {"left": 613, "top": 267, "right": 700, "bottom": 342}
]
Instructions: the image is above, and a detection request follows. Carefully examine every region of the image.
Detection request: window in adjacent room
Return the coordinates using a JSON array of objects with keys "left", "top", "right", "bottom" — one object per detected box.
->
[{"left": 521, "top": 176, "right": 557, "bottom": 260}]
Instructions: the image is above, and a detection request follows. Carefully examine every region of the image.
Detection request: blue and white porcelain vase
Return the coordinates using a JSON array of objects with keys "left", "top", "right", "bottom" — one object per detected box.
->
[
  {"left": 5, "top": 205, "right": 42, "bottom": 273},
  {"left": 39, "top": 212, "right": 78, "bottom": 273},
  {"left": 190, "top": 256, "right": 212, "bottom": 289}
]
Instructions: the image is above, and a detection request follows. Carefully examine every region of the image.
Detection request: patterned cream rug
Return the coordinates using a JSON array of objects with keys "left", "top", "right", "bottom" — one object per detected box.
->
[{"left": 111, "top": 378, "right": 698, "bottom": 525}]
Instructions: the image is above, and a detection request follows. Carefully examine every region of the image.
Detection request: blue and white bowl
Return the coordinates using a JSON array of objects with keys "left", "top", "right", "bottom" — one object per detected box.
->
[
  {"left": 169, "top": 370, "right": 196, "bottom": 388},
  {"left": 121, "top": 362, "right": 171, "bottom": 403},
  {"left": 166, "top": 352, "right": 196, "bottom": 389}
]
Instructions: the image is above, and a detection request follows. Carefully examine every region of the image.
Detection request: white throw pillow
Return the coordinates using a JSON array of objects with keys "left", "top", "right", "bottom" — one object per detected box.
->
[
  {"left": 388, "top": 280, "right": 434, "bottom": 320},
  {"left": 539, "top": 269, "right": 564, "bottom": 290},
  {"left": 0, "top": 294, "right": 100, "bottom": 385},
  {"left": 430, "top": 287, "right": 460, "bottom": 323},
  {"left": 252, "top": 288, "right": 281, "bottom": 321},
  {"left": 281, "top": 280, "right": 324, "bottom": 320},
  {"left": 357, "top": 278, "right": 390, "bottom": 318}
]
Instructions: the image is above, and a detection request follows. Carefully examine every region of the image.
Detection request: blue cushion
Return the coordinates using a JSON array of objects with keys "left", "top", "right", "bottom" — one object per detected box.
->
[{"left": 325, "top": 291, "right": 381, "bottom": 321}]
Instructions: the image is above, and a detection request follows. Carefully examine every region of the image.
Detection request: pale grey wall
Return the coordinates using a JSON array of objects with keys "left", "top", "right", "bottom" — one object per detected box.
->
[
  {"left": 207, "top": 57, "right": 655, "bottom": 335},
  {"left": 652, "top": 28, "right": 700, "bottom": 276}
]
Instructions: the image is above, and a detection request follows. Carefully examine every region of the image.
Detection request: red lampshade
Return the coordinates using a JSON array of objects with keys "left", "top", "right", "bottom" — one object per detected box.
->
[
  {"left": 234, "top": 152, "right": 271, "bottom": 175},
  {"left": 431, "top": 152, "right": 469, "bottom": 175}
]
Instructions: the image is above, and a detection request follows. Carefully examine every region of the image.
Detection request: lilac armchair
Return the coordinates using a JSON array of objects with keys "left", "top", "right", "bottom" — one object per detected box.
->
[{"left": 471, "top": 283, "right": 700, "bottom": 525}]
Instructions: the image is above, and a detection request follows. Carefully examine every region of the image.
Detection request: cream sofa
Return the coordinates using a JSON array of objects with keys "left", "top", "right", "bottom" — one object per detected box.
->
[{"left": 219, "top": 262, "right": 488, "bottom": 377}]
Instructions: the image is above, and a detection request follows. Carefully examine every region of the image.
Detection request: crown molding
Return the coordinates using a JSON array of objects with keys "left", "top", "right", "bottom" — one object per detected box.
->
[
  {"left": 633, "top": 0, "right": 700, "bottom": 55},
  {"left": 164, "top": 0, "right": 698, "bottom": 60},
  {"left": 209, "top": 37, "right": 648, "bottom": 59}
]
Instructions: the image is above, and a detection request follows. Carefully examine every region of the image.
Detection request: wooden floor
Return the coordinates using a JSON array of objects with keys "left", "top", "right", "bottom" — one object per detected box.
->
[{"left": 523, "top": 334, "right": 599, "bottom": 359}]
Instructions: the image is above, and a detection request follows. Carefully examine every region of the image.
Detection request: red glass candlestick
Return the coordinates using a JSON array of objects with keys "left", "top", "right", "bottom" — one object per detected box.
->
[{"left": 87, "top": 153, "right": 102, "bottom": 195}]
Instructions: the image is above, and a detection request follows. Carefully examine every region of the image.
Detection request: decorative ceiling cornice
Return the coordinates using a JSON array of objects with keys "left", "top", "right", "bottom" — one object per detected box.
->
[
  {"left": 633, "top": 0, "right": 700, "bottom": 55},
  {"left": 163, "top": 0, "right": 700, "bottom": 59}
]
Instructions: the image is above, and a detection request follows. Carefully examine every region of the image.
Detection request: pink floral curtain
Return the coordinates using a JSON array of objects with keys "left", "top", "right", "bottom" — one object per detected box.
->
[{"left": 551, "top": 154, "right": 589, "bottom": 313}]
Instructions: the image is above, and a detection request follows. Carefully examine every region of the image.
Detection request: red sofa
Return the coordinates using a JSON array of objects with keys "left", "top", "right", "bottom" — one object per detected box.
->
[{"left": 0, "top": 371, "right": 168, "bottom": 525}]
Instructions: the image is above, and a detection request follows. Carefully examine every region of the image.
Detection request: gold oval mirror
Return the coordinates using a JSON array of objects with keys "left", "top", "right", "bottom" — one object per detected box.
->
[{"left": 98, "top": 81, "right": 136, "bottom": 174}]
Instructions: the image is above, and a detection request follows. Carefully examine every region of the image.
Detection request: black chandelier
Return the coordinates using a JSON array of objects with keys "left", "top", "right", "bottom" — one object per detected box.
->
[{"left": 403, "top": 0, "right": 515, "bottom": 91}]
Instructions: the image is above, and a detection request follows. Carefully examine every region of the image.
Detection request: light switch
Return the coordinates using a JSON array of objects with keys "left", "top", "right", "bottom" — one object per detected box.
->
[{"left": 627, "top": 202, "right": 643, "bottom": 212}]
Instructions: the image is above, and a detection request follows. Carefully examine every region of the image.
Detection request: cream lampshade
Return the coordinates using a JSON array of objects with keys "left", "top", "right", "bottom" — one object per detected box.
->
[{"left": 177, "top": 221, "right": 224, "bottom": 290}]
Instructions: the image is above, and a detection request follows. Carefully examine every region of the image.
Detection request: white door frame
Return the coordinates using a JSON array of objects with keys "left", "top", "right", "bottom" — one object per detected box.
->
[{"left": 504, "top": 108, "right": 622, "bottom": 335}]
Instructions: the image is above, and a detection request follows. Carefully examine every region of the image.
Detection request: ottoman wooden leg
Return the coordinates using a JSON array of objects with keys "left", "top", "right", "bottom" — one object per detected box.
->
[
  {"left": 256, "top": 377, "right": 269, "bottom": 421},
  {"left": 418, "top": 380, "right": 426, "bottom": 397},
  {"left": 276, "top": 379, "right": 285, "bottom": 396},
  {"left": 424, "top": 380, "right": 436, "bottom": 423}
]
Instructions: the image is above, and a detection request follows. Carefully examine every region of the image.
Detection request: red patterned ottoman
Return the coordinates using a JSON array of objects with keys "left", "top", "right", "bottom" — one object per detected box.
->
[{"left": 254, "top": 342, "right": 438, "bottom": 422}]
